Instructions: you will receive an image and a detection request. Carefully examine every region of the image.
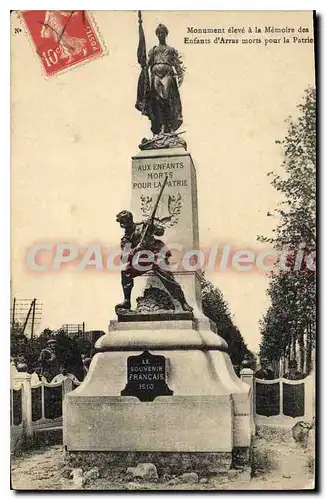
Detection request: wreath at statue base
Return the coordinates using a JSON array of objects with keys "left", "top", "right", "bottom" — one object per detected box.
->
[{"left": 139, "top": 132, "right": 187, "bottom": 151}]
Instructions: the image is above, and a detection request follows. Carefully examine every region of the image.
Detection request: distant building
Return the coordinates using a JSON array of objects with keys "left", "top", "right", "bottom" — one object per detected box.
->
[
  {"left": 61, "top": 323, "right": 85, "bottom": 339},
  {"left": 55, "top": 325, "right": 105, "bottom": 357}
]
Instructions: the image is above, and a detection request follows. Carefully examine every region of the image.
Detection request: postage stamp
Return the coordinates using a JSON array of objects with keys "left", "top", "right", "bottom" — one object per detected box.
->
[{"left": 20, "top": 10, "right": 105, "bottom": 77}]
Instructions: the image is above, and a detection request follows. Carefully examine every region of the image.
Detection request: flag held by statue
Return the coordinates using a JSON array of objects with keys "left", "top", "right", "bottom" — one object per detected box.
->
[{"left": 135, "top": 11, "right": 152, "bottom": 119}]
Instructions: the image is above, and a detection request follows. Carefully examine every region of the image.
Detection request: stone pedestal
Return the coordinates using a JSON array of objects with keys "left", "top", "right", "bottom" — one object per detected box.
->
[
  {"left": 64, "top": 319, "right": 252, "bottom": 472},
  {"left": 130, "top": 148, "right": 204, "bottom": 318}
]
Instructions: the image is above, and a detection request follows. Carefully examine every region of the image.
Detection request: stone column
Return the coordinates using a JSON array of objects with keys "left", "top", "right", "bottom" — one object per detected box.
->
[
  {"left": 14, "top": 372, "right": 33, "bottom": 441},
  {"left": 131, "top": 148, "right": 205, "bottom": 319},
  {"left": 240, "top": 366, "right": 255, "bottom": 435}
]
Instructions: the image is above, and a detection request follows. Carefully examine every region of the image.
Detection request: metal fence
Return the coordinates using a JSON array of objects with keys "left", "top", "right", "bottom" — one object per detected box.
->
[
  {"left": 11, "top": 365, "right": 315, "bottom": 451},
  {"left": 10, "top": 366, "right": 80, "bottom": 450},
  {"left": 256, "top": 378, "right": 305, "bottom": 418},
  {"left": 240, "top": 367, "right": 315, "bottom": 427}
]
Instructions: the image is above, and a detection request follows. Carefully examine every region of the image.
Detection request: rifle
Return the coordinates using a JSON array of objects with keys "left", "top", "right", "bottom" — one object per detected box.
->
[{"left": 138, "top": 174, "right": 169, "bottom": 248}]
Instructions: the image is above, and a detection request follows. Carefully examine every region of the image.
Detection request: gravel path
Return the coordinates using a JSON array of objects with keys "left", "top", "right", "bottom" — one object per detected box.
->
[{"left": 11, "top": 439, "right": 314, "bottom": 491}]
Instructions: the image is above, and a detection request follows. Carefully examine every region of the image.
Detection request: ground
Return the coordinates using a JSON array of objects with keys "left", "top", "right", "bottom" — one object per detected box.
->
[{"left": 11, "top": 431, "right": 314, "bottom": 491}]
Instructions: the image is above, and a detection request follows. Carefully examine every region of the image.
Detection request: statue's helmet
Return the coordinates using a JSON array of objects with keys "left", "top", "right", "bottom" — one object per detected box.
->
[
  {"left": 155, "top": 24, "right": 169, "bottom": 37},
  {"left": 116, "top": 210, "right": 133, "bottom": 225}
]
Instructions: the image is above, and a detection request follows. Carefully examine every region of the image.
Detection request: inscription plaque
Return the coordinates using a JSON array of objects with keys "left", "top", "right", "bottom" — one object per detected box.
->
[{"left": 121, "top": 350, "right": 173, "bottom": 402}]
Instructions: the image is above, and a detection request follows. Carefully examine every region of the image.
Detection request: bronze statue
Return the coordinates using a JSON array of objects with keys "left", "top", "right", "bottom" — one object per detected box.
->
[
  {"left": 136, "top": 14, "right": 186, "bottom": 149},
  {"left": 115, "top": 177, "right": 191, "bottom": 313},
  {"left": 115, "top": 210, "right": 193, "bottom": 313},
  {"left": 147, "top": 23, "right": 184, "bottom": 135}
]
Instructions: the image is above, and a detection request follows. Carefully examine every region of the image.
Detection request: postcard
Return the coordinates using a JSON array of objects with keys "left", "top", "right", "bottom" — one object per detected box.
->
[{"left": 11, "top": 10, "right": 316, "bottom": 491}]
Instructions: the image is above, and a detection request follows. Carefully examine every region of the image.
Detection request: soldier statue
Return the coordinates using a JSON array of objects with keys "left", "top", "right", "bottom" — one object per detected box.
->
[{"left": 115, "top": 209, "right": 193, "bottom": 313}]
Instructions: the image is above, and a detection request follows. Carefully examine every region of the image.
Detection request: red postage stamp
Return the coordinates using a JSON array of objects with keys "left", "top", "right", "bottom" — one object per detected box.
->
[{"left": 21, "top": 10, "right": 104, "bottom": 77}]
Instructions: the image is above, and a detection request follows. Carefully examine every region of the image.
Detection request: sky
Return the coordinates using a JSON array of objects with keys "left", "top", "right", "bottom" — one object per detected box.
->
[{"left": 11, "top": 10, "right": 315, "bottom": 350}]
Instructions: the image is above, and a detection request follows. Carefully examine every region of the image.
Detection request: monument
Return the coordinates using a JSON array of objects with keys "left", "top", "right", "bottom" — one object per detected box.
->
[{"left": 64, "top": 12, "right": 252, "bottom": 475}]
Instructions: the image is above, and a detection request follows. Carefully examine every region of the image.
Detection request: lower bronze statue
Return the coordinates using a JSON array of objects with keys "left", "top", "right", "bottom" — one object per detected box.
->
[{"left": 115, "top": 210, "right": 193, "bottom": 314}]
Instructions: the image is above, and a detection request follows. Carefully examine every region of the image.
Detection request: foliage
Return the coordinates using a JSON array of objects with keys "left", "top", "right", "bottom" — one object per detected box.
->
[
  {"left": 201, "top": 277, "right": 254, "bottom": 367},
  {"left": 259, "top": 87, "right": 316, "bottom": 251},
  {"left": 11, "top": 323, "right": 87, "bottom": 380},
  {"left": 259, "top": 88, "right": 316, "bottom": 370},
  {"left": 11, "top": 279, "right": 253, "bottom": 377}
]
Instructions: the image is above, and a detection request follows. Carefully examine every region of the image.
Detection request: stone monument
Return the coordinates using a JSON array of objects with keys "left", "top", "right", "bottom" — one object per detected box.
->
[{"left": 64, "top": 12, "right": 252, "bottom": 475}]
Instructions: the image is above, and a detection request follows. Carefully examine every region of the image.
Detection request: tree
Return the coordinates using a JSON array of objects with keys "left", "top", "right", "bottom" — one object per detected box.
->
[
  {"left": 259, "top": 88, "right": 316, "bottom": 372},
  {"left": 259, "top": 87, "right": 316, "bottom": 251},
  {"left": 11, "top": 325, "right": 85, "bottom": 380},
  {"left": 11, "top": 321, "right": 28, "bottom": 359},
  {"left": 201, "top": 277, "right": 253, "bottom": 368}
]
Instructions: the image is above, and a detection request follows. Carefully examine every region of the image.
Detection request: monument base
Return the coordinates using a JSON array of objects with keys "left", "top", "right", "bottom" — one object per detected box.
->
[
  {"left": 64, "top": 319, "right": 252, "bottom": 471},
  {"left": 64, "top": 394, "right": 233, "bottom": 451},
  {"left": 65, "top": 450, "right": 233, "bottom": 475},
  {"left": 116, "top": 311, "right": 193, "bottom": 323}
]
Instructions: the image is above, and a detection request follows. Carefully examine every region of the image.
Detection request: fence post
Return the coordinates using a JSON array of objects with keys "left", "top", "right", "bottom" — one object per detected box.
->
[
  {"left": 279, "top": 379, "right": 284, "bottom": 416},
  {"left": 62, "top": 377, "right": 73, "bottom": 399},
  {"left": 13, "top": 372, "right": 33, "bottom": 444},
  {"left": 304, "top": 369, "right": 315, "bottom": 422},
  {"left": 240, "top": 365, "right": 255, "bottom": 435}
]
